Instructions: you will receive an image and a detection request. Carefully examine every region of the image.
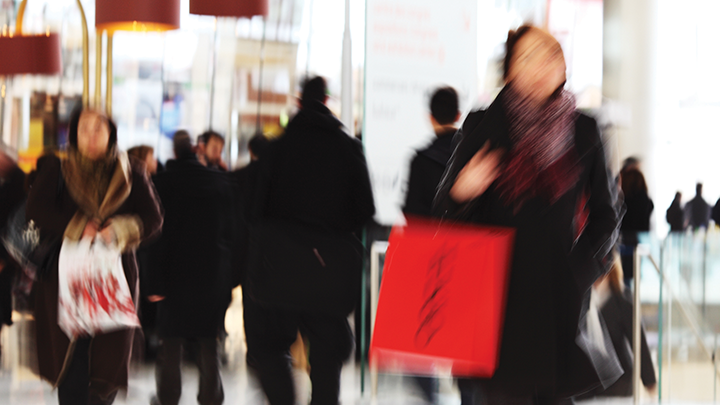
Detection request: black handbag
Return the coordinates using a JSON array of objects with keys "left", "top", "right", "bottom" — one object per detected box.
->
[{"left": 247, "top": 218, "right": 364, "bottom": 317}]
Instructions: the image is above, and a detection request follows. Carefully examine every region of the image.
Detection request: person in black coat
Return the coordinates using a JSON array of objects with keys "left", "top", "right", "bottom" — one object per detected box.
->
[
  {"left": 684, "top": 183, "right": 711, "bottom": 229},
  {"left": 147, "top": 132, "right": 237, "bottom": 405},
  {"left": 244, "top": 76, "right": 375, "bottom": 405},
  {"left": 0, "top": 149, "right": 25, "bottom": 348},
  {"left": 434, "top": 26, "right": 621, "bottom": 401},
  {"left": 668, "top": 192, "right": 686, "bottom": 232},
  {"left": 619, "top": 168, "right": 654, "bottom": 283}
]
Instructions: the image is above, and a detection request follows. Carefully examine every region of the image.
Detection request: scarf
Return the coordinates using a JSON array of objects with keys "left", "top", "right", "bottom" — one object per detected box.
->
[
  {"left": 495, "top": 84, "right": 580, "bottom": 207},
  {"left": 61, "top": 147, "right": 133, "bottom": 241}
]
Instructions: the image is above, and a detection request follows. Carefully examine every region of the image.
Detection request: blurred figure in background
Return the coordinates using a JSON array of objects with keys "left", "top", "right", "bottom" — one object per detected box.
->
[
  {"left": 684, "top": 183, "right": 711, "bottom": 230},
  {"left": 403, "top": 86, "right": 460, "bottom": 218},
  {"left": 127, "top": 145, "right": 158, "bottom": 176},
  {"left": 711, "top": 194, "right": 720, "bottom": 229},
  {"left": 147, "top": 131, "right": 236, "bottom": 405},
  {"left": 619, "top": 168, "right": 653, "bottom": 286},
  {"left": 667, "top": 192, "right": 686, "bottom": 232},
  {"left": 26, "top": 108, "right": 163, "bottom": 405},
  {"left": 244, "top": 76, "right": 375, "bottom": 405},
  {"left": 577, "top": 255, "right": 656, "bottom": 399},
  {"left": 0, "top": 147, "right": 25, "bottom": 359},
  {"left": 402, "top": 86, "right": 473, "bottom": 404},
  {"left": 199, "top": 131, "right": 228, "bottom": 172},
  {"left": 435, "top": 26, "right": 620, "bottom": 403}
]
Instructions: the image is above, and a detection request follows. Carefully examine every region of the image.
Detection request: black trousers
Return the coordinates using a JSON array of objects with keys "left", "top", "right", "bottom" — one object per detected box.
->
[
  {"left": 57, "top": 338, "right": 118, "bottom": 405},
  {"left": 463, "top": 381, "right": 575, "bottom": 405},
  {"left": 244, "top": 297, "right": 354, "bottom": 405},
  {"left": 155, "top": 337, "right": 224, "bottom": 405}
]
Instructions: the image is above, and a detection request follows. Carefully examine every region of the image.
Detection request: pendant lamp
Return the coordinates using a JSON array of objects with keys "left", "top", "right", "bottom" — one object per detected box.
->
[
  {"left": 0, "top": 0, "right": 62, "bottom": 76},
  {"left": 190, "top": 0, "right": 268, "bottom": 18},
  {"left": 96, "top": 0, "right": 181, "bottom": 33}
]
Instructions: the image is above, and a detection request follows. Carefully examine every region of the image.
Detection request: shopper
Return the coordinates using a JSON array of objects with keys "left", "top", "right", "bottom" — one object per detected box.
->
[
  {"left": 147, "top": 131, "right": 236, "bottom": 405},
  {"left": 244, "top": 76, "right": 375, "bottom": 405},
  {"left": 619, "top": 168, "right": 654, "bottom": 285},
  {"left": 667, "top": 192, "right": 685, "bottom": 232},
  {"left": 684, "top": 183, "right": 711, "bottom": 229},
  {"left": 26, "top": 107, "right": 163, "bottom": 405},
  {"left": 199, "top": 131, "right": 228, "bottom": 171},
  {"left": 435, "top": 26, "right": 620, "bottom": 402}
]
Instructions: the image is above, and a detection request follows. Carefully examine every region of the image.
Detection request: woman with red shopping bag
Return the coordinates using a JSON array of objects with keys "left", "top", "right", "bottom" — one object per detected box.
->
[
  {"left": 435, "top": 26, "right": 622, "bottom": 403},
  {"left": 26, "top": 107, "right": 163, "bottom": 405}
]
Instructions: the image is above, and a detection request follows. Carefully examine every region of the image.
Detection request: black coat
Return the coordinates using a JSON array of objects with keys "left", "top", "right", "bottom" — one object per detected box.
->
[
  {"left": 0, "top": 164, "right": 26, "bottom": 326},
  {"left": 403, "top": 129, "right": 456, "bottom": 218},
  {"left": 148, "top": 156, "right": 237, "bottom": 338},
  {"left": 667, "top": 201, "right": 685, "bottom": 232},
  {"left": 435, "top": 91, "right": 620, "bottom": 396},
  {"left": 685, "top": 195, "right": 711, "bottom": 229},
  {"left": 252, "top": 102, "right": 375, "bottom": 233}
]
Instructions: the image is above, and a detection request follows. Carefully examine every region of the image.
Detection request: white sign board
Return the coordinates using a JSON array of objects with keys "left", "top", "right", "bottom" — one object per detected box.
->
[{"left": 364, "top": 0, "right": 478, "bottom": 225}]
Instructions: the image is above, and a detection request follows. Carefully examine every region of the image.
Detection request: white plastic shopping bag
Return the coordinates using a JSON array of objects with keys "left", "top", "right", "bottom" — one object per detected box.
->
[{"left": 58, "top": 237, "right": 140, "bottom": 338}]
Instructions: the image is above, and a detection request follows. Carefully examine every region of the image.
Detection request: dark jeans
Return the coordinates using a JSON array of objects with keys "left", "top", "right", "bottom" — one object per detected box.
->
[
  {"left": 57, "top": 338, "right": 118, "bottom": 405},
  {"left": 155, "top": 337, "right": 224, "bottom": 405},
  {"left": 244, "top": 297, "right": 354, "bottom": 405},
  {"left": 463, "top": 381, "right": 575, "bottom": 405}
]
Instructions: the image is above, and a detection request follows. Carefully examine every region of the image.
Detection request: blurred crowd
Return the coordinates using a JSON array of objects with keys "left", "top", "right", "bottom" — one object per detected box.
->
[{"left": 0, "top": 24, "right": 672, "bottom": 405}]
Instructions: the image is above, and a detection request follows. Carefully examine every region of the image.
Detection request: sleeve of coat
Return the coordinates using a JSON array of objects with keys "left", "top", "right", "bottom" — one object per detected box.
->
[
  {"left": 25, "top": 155, "right": 72, "bottom": 238},
  {"left": 131, "top": 167, "right": 163, "bottom": 244},
  {"left": 403, "top": 155, "right": 431, "bottom": 218},
  {"left": 570, "top": 117, "right": 621, "bottom": 293}
]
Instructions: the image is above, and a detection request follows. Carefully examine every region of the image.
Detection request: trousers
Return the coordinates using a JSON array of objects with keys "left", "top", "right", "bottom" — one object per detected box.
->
[
  {"left": 155, "top": 337, "right": 224, "bottom": 405},
  {"left": 244, "top": 296, "right": 354, "bottom": 405}
]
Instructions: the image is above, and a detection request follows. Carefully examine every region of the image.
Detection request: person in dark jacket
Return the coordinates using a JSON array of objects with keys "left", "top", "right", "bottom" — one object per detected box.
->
[
  {"left": 403, "top": 86, "right": 461, "bottom": 218},
  {"left": 684, "top": 183, "right": 711, "bottom": 229},
  {"left": 147, "top": 131, "right": 237, "bottom": 405},
  {"left": 244, "top": 76, "right": 375, "bottom": 405},
  {"left": 668, "top": 192, "right": 686, "bottom": 232},
  {"left": 402, "top": 87, "right": 474, "bottom": 404},
  {"left": 0, "top": 148, "right": 25, "bottom": 356},
  {"left": 26, "top": 108, "right": 163, "bottom": 405},
  {"left": 577, "top": 255, "right": 656, "bottom": 400},
  {"left": 619, "top": 168, "right": 654, "bottom": 284},
  {"left": 434, "top": 26, "right": 620, "bottom": 402}
]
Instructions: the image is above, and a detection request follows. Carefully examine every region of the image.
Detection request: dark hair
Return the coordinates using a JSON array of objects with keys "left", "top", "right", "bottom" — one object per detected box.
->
[
  {"left": 621, "top": 156, "right": 640, "bottom": 173},
  {"left": 173, "top": 130, "right": 193, "bottom": 158},
  {"left": 201, "top": 130, "right": 225, "bottom": 146},
  {"left": 301, "top": 76, "right": 327, "bottom": 108},
  {"left": 68, "top": 107, "right": 117, "bottom": 150},
  {"left": 127, "top": 145, "right": 154, "bottom": 162},
  {"left": 248, "top": 134, "right": 269, "bottom": 158},
  {"left": 429, "top": 86, "right": 459, "bottom": 125},
  {"left": 503, "top": 25, "right": 534, "bottom": 80},
  {"left": 621, "top": 169, "right": 648, "bottom": 199}
]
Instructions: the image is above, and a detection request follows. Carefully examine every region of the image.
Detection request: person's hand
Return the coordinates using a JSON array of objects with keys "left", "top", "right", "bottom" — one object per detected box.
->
[
  {"left": 450, "top": 141, "right": 503, "bottom": 203},
  {"left": 98, "top": 225, "right": 116, "bottom": 245},
  {"left": 82, "top": 220, "right": 99, "bottom": 240},
  {"left": 147, "top": 295, "right": 165, "bottom": 303}
]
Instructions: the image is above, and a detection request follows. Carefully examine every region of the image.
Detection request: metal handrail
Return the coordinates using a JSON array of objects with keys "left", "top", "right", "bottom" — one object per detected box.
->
[{"left": 634, "top": 244, "right": 720, "bottom": 404}]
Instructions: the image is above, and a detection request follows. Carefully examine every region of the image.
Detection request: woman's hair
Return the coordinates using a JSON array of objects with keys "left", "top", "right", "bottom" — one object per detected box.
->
[
  {"left": 607, "top": 253, "right": 625, "bottom": 294},
  {"left": 621, "top": 168, "right": 648, "bottom": 199},
  {"left": 68, "top": 107, "right": 117, "bottom": 150},
  {"left": 127, "top": 145, "right": 154, "bottom": 162},
  {"left": 503, "top": 25, "right": 534, "bottom": 80}
]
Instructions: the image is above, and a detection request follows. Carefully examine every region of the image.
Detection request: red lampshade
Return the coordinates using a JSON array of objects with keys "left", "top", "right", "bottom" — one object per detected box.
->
[
  {"left": 190, "top": 0, "right": 268, "bottom": 18},
  {"left": 96, "top": 0, "right": 181, "bottom": 33},
  {"left": 0, "top": 33, "right": 62, "bottom": 75}
]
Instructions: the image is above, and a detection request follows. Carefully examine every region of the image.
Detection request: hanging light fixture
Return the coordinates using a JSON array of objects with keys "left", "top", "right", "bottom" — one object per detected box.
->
[
  {"left": 94, "top": 0, "right": 180, "bottom": 116},
  {"left": 189, "top": 0, "right": 268, "bottom": 18},
  {"left": 0, "top": 0, "right": 62, "bottom": 76},
  {"left": 95, "top": 0, "right": 181, "bottom": 33}
]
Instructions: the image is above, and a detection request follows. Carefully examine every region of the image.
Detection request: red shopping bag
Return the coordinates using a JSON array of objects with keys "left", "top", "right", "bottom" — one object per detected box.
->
[{"left": 370, "top": 217, "right": 515, "bottom": 378}]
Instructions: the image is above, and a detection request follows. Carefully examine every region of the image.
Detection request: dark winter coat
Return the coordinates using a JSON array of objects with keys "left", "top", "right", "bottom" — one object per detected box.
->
[
  {"left": 248, "top": 101, "right": 375, "bottom": 309},
  {"left": 434, "top": 91, "right": 620, "bottom": 397},
  {"left": 620, "top": 193, "right": 653, "bottom": 252},
  {"left": 148, "top": 156, "right": 237, "bottom": 338},
  {"left": 684, "top": 195, "right": 711, "bottom": 229},
  {"left": 252, "top": 102, "right": 375, "bottom": 233},
  {"left": 0, "top": 164, "right": 26, "bottom": 326},
  {"left": 26, "top": 154, "right": 162, "bottom": 395},
  {"left": 403, "top": 129, "right": 456, "bottom": 218},
  {"left": 667, "top": 200, "right": 685, "bottom": 232}
]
